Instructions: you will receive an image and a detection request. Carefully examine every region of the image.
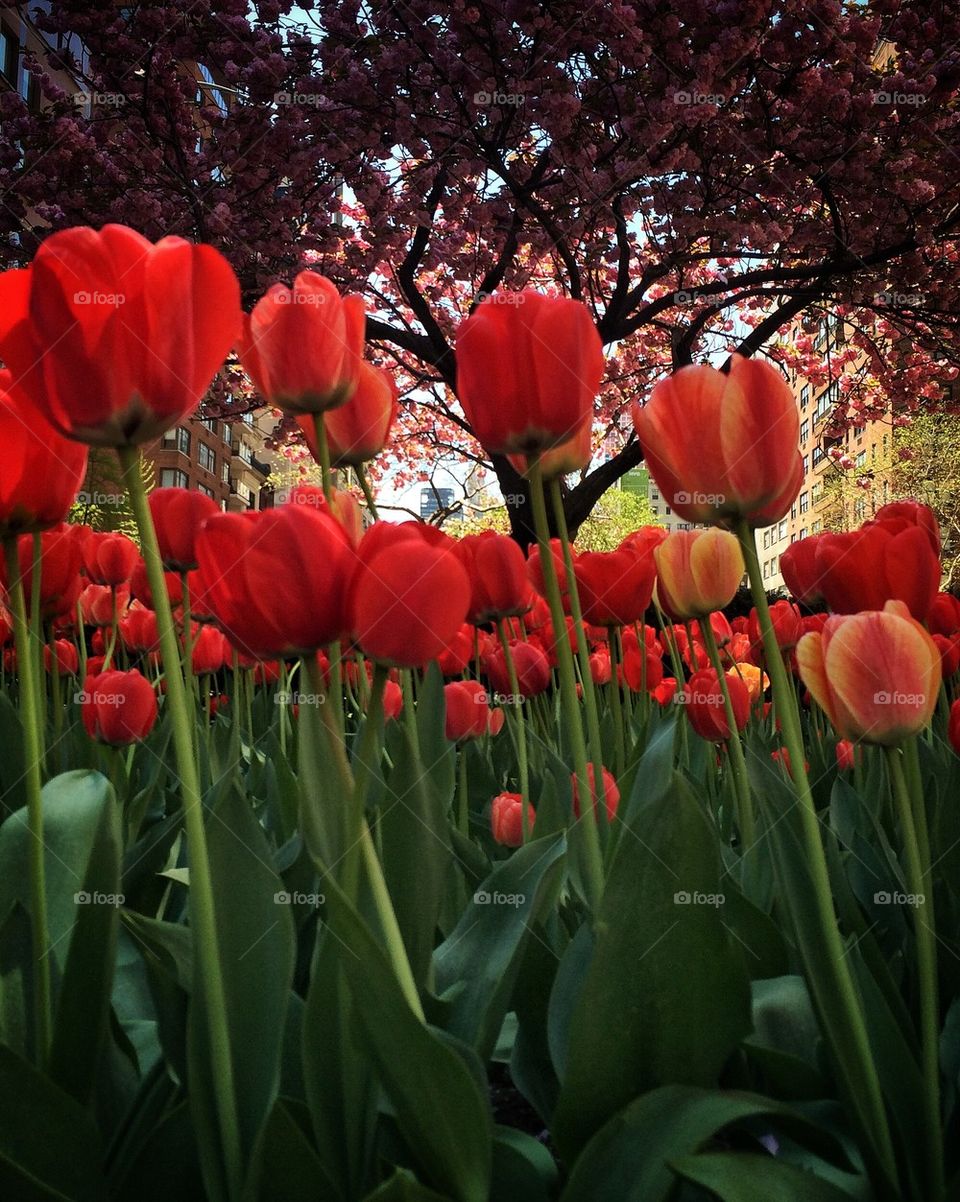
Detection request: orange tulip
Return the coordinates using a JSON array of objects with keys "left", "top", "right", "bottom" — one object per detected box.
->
[
  {"left": 654, "top": 528, "right": 744, "bottom": 620},
  {"left": 297, "top": 360, "right": 397, "bottom": 466},
  {"left": 796, "top": 600, "right": 940, "bottom": 745},
  {"left": 633, "top": 354, "right": 803, "bottom": 527}
]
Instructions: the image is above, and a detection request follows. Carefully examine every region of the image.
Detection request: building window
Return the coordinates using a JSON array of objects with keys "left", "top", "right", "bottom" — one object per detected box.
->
[
  {"left": 799, "top": 491, "right": 809, "bottom": 514},
  {"left": 800, "top": 385, "right": 810, "bottom": 408},
  {"left": 811, "top": 520, "right": 822, "bottom": 534},
  {"left": 235, "top": 480, "right": 252, "bottom": 503},
  {"left": 0, "top": 24, "right": 17, "bottom": 85},
  {"left": 763, "top": 530, "right": 770, "bottom": 550},
  {"left": 199, "top": 417, "right": 216, "bottom": 433},
  {"left": 237, "top": 441, "right": 253, "bottom": 464},
  {"left": 778, "top": 519, "right": 787, "bottom": 540},
  {"left": 160, "top": 469, "right": 189, "bottom": 489},
  {"left": 222, "top": 461, "right": 230, "bottom": 484},
  {"left": 812, "top": 445, "right": 825, "bottom": 466},
  {"left": 790, "top": 532, "right": 798, "bottom": 544},
  {"left": 790, "top": 504, "right": 797, "bottom": 520},
  {"left": 651, "top": 505, "right": 659, "bottom": 515},
  {"left": 224, "top": 421, "right": 232, "bottom": 440},
  {"left": 198, "top": 483, "right": 215, "bottom": 498},
  {"left": 811, "top": 482, "right": 822, "bottom": 504},
  {"left": 800, "top": 419, "right": 809, "bottom": 444},
  {"left": 855, "top": 450, "right": 866, "bottom": 467},
  {"left": 799, "top": 527, "right": 807, "bottom": 539},
  {"left": 771, "top": 554, "right": 778, "bottom": 574},
  {"left": 199, "top": 443, "right": 216, "bottom": 472},
  {"left": 163, "top": 427, "right": 191, "bottom": 455},
  {"left": 664, "top": 505, "right": 671, "bottom": 516}
]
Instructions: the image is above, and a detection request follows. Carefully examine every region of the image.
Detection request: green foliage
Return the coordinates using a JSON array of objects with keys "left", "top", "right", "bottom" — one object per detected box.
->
[{"left": 69, "top": 448, "right": 154, "bottom": 538}]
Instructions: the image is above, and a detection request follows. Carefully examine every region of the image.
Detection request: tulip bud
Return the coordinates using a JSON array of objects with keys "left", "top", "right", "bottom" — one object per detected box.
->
[
  {"left": 655, "top": 528, "right": 744, "bottom": 620},
  {"left": 490, "top": 792, "right": 535, "bottom": 847}
]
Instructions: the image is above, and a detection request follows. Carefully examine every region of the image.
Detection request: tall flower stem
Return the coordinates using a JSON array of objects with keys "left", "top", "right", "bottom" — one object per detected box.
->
[
  {"left": 549, "top": 478, "right": 607, "bottom": 801},
  {"left": 312, "top": 413, "right": 335, "bottom": 505},
  {"left": 181, "top": 572, "right": 195, "bottom": 702},
  {"left": 607, "top": 628, "right": 626, "bottom": 779},
  {"left": 886, "top": 744, "right": 943, "bottom": 1201},
  {"left": 496, "top": 620, "right": 530, "bottom": 805},
  {"left": 355, "top": 464, "right": 380, "bottom": 519},
  {"left": 736, "top": 517, "right": 897, "bottom": 1189},
  {"left": 118, "top": 446, "right": 242, "bottom": 1192},
  {"left": 698, "top": 619, "right": 755, "bottom": 849},
  {"left": 30, "top": 534, "right": 46, "bottom": 766},
  {"left": 528, "top": 459, "right": 602, "bottom": 909},
  {"left": 4, "top": 538, "right": 51, "bottom": 1064}
]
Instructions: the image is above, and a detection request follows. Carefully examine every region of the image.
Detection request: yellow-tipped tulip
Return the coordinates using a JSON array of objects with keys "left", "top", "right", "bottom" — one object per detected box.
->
[{"left": 654, "top": 528, "right": 744, "bottom": 620}]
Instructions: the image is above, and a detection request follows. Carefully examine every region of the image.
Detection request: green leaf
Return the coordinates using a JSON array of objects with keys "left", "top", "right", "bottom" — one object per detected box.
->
[
  {"left": 250, "top": 1099, "right": 341, "bottom": 1202},
  {"left": 361, "top": 1168, "right": 452, "bottom": 1201},
  {"left": 324, "top": 881, "right": 492, "bottom": 1202},
  {"left": 490, "top": 1126, "right": 558, "bottom": 1202},
  {"left": 670, "top": 1151, "right": 859, "bottom": 1201},
  {"left": 552, "top": 772, "right": 751, "bottom": 1158},
  {"left": 47, "top": 772, "right": 123, "bottom": 1103},
  {"left": 0, "top": 1043, "right": 106, "bottom": 1200},
  {"left": 560, "top": 1085, "right": 851, "bottom": 1202},
  {"left": 434, "top": 833, "right": 565, "bottom": 1060},
  {"left": 187, "top": 783, "right": 296, "bottom": 1200},
  {"left": 377, "top": 722, "right": 452, "bottom": 985}
]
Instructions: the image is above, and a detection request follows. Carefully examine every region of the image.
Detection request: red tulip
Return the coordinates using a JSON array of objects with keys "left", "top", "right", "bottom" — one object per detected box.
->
[
  {"left": 81, "top": 669, "right": 158, "bottom": 745},
  {"left": 196, "top": 505, "right": 353, "bottom": 658},
  {"left": 130, "top": 558, "right": 184, "bottom": 610},
  {"left": 82, "top": 532, "right": 139, "bottom": 586},
  {"left": 0, "top": 372, "right": 87, "bottom": 535},
  {"left": 238, "top": 271, "right": 365, "bottom": 415},
  {"left": 435, "top": 624, "right": 475, "bottom": 677},
  {"left": 574, "top": 546, "right": 657, "bottom": 627},
  {"left": 683, "top": 667, "right": 751, "bottom": 742},
  {"left": 796, "top": 601, "right": 940, "bottom": 745},
  {"left": 2, "top": 524, "right": 83, "bottom": 620},
  {"left": 149, "top": 488, "right": 220, "bottom": 571},
  {"left": 835, "top": 739, "right": 857, "bottom": 772},
  {"left": 120, "top": 605, "right": 161, "bottom": 653},
  {"left": 191, "top": 625, "right": 231, "bottom": 674},
  {"left": 748, "top": 600, "right": 803, "bottom": 651},
  {"left": 382, "top": 680, "right": 404, "bottom": 721},
  {"left": 527, "top": 539, "right": 571, "bottom": 604},
  {"left": 490, "top": 792, "right": 535, "bottom": 847},
  {"left": 779, "top": 535, "right": 826, "bottom": 607},
  {"left": 297, "top": 360, "right": 397, "bottom": 466},
  {"left": 0, "top": 225, "right": 240, "bottom": 446},
  {"left": 508, "top": 418, "right": 592, "bottom": 480},
  {"left": 589, "top": 647, "right": 612, "bottom": 685},
  {"left": 633, "top": 354, "right": 803, "bottom": 526},
  {"left": 927, "top": 592, "right": 960, "bottom": 637},
  {"left": 456, "top": 291, "right": 604, "bottom": 455},
  {"left": 484, "top": 638, "right": 552, "bottom": 699},
  {"left": 571, "top": 764, "right": 620, "bottom": 822},
  {"left": 350, "top": 523, "right": 471, "bottom": 668},
  {"left": 444, "top": 680, "right": 503, "bottom": 742},
  {"left": 44, "top": 639, "right": 79, "bottom": 674},
  {"left": 933, "top": 634, "right": 960, "bottom": 680},
  {"left": 652, "top": 677, "right": 678, "bottom": 706},
  {"left": 456, "top": 531, "right": 533, "bottom": 625},
  {"left": 814, "top": 523, "right": 940, "bottom": 621},
  {"left": 871, "top": 500, "right": 940, "bottom": 555}
]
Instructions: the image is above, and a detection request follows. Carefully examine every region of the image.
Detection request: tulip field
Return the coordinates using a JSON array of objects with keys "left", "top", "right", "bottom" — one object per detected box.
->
[{"left": 0, "top": 226, "right": 958, "bottom": 1202}]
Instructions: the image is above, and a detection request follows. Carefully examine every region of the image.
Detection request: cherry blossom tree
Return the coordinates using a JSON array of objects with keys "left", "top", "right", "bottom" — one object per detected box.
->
[{"left": 4, "top": 0, "right": 960, "bottom": 540}]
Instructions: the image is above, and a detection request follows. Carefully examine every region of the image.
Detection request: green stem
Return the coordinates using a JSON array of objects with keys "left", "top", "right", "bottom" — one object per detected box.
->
[
  {"left": 736, "top": 517, "right": 897, "bottom": 1190},
  {"left": 699, "top": 619, "right": 755, "bottom": 849},
  {"left": 47, "top": 623, "right": 63, "bottom": 759},
  {"left": 549, "top": 478, "right": 607, "bottom": 813},
  {"left": 458, "top": 747, "right": 469, "bottom": 836},
  {"left": 355, "top": 463, "right": 380, "bottom": 520},
  {"left": 30, "top": 534, "right": 46, "bottom": 767},
  {"left": 181, "top": 572, "right": 194, "bottom": 704},
  {"left": 117, "top": 446, "right": 243, "bottom": 1194},
  {"left": 528, "top": 459, "right": 602, "bottom": 908},
  {"left": 607, "top": 628, "right": 626, "bottom": 780},
  {"left": 886, "top": 745, "right": 943, "bottom": 1201},
  {"left": 496, "top": 620, "right": 530, "bottom": 806},
  {"left": 4, "top": 539, "right": 51, "bottom": 1064},
  {"left": 312, "top": 413, "right": 335, "bottom": 505}
]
